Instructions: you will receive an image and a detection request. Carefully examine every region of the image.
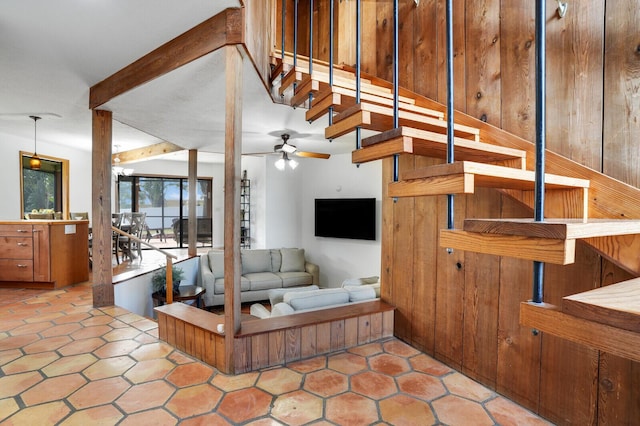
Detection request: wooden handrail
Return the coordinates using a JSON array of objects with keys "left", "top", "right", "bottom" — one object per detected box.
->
[{"left": 112, "top": 226, "right": 178, "bottom": 304}]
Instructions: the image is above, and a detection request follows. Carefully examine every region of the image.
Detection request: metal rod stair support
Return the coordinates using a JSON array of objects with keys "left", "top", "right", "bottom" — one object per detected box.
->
[{"left": 445, "top": 0, "right": 455, "bottom": 231}]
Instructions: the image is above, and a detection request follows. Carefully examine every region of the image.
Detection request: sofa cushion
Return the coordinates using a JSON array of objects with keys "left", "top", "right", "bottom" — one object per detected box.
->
[
  {"left": 214, "top": 276, "right": 251, "bottom": 294},
  {"left": 284, "top": 288, "right": 350, "bottom": 311},
  {"left": 270, "top": 249, "right": 282, "bottom": 272},
  {"left": 271, "top": 302, "right": 295, "bottom": 317},
  {"left": 341, "top": 276, "right": 380, "bottom": 287},
  {"left": 243, "top": 272, "right": 282, "bottom": 291},
  {"left": 344, "top": 285, "right": 377, "bottom": 302},
  {"left": 250, "top": 303, "right": 271, "bottom": 319},
  {"left": 280, "top": 248, "right": 305, "bottom": 272},
  {"left": 241, "top": 250, "right": 272, "bottom": 275},
  {"left": 276, "top": 272, "right": 313, "bottom": 288},
  {"left": 268, "top": 285, "right": 319, "bottom": 306},
  {"left": 207, "top": 251, "right": 225, "bottom": 278}
]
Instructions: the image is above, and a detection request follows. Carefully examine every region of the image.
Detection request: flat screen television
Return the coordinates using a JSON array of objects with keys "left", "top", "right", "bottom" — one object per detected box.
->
[{"left": 314, "top": 198, "right": 376, "bottom": 240}]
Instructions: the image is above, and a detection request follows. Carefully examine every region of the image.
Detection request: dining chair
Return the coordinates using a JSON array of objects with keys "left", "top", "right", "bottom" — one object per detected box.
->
[
  {"left": 112, "top": 213, "right": 124, "bottom": 264},
  {"left": 117, "top": 212, "right": 146, "bottom": 262}
]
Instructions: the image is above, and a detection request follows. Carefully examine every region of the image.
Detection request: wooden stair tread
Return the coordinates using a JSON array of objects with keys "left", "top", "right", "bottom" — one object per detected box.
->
[
  {"left": 520, "top": 301, "right": 640, "bottom": 363},
  {"left": 462, "top": 217, "right": 640, "bottom": 239},
  {"left": 353, "top": 127, "right": 525, "bottom": 165},
  {"left": 562, "top": 278, "right": 640, "bottom": 333},
  {"left": 325, "top": 102, "right": 480, "bottom": 140}
]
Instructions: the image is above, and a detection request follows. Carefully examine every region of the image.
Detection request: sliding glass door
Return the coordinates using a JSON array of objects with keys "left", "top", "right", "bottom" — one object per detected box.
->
[{"left": 117, "top": 175, "right": 212, "bottom": 248}]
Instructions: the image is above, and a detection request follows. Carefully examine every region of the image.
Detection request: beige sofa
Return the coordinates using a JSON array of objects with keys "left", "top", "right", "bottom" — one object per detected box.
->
[{"left": 199, "top": 248, "right": 319, "bottom": 307}]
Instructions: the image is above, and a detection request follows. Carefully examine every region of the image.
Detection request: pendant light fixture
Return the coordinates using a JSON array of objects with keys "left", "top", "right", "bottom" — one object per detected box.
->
[{"left": 29, "top": 115, "right": 41, "bottom": 170}]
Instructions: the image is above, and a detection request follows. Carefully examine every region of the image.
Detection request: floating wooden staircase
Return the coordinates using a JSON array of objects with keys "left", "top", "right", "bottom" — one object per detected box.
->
[{"left": 270, "top": 54, "right": 640, "bottom": 361}]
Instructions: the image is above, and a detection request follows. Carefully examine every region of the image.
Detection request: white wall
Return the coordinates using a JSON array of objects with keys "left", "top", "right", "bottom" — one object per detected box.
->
[{"left": 0, "top": 131, "right": 92, "bottom": 220}]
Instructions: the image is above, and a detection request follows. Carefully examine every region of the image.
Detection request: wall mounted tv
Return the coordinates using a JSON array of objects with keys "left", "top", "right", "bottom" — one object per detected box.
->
[{"left": 314, "top": 198, "right": 376, "bottom": 241}]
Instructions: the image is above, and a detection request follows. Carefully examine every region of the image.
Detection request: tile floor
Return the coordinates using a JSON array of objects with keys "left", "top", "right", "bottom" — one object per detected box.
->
[{"left": 0, "top": 283, "right": 552, "bottom": 425}]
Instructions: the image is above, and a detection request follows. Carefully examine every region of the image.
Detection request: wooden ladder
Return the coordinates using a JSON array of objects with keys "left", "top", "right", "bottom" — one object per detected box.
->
[{"left": 270, "top": 53, "right": 640, "bottom": 362}]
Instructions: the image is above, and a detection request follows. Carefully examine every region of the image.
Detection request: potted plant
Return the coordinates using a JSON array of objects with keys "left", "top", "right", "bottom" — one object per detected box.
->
[{"left": 151, "top": 265, "right": 185, "bottom": 294}]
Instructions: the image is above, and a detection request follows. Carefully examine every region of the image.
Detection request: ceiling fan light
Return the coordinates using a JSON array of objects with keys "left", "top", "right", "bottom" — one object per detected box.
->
[
  {"left": 289, "top": 158, "right": 299, "bottom": 170},
  {"left": 275, "top": 157, "right": 286, "bottom": 171},
  {"left": 282, "top": 143, "right": 297, "bottom": 154}
]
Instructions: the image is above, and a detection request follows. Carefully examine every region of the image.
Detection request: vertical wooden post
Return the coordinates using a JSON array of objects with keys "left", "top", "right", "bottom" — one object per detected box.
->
[
  {"left": 224, "top": 45, "right": 243, "bottom": 373},
  {"left": 165, "top": 257, "right": 173, "bottom": 304},
  {"left": 91, "top": 110, "right": 114, "bottom": 307},
  {"left": 188, "top": 149, "right": 198, "bottom": 257}
]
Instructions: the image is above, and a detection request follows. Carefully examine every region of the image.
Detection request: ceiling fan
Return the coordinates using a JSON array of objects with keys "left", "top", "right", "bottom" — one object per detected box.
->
[{"left": 248, "top": 132, "right": 330, "bottom": 170}]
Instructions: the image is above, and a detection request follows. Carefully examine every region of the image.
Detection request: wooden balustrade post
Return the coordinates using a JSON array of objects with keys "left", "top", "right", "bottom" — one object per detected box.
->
[{"left": 166, "top": 257, "right": 173, "bottom": 304}]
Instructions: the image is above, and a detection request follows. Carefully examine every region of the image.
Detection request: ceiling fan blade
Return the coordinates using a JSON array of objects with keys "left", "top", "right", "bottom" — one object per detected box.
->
[{"left": 296, "top": 151, "right": 330, "bottom": 159}]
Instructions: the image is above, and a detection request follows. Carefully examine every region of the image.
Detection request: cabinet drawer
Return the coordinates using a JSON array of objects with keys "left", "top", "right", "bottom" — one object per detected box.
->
[
  {"left": 0, "top": 224, "right": 33, "bottom": 237},
  {"left": 0, "top": 237, "right": 33, "bottom": 259},
  {"left": 0, "top": 259, "right": 34, "bottom": 281}
]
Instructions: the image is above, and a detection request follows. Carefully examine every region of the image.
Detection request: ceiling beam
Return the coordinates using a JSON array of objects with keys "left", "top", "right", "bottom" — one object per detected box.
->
[
  {"left": 113, "top": 142, "right": 183, "bottom": 164},
  {"left": 89, "top": 7, "right": 244, "bottom": 109}
]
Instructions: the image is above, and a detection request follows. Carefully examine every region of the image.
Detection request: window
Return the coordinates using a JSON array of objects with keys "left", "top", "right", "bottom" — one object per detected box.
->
[
  {"left": 116, "top": 175, "right": 212, "bottom": 248},
  {"left": 20, "top": 152, "right": 69, "bottom": 218}
]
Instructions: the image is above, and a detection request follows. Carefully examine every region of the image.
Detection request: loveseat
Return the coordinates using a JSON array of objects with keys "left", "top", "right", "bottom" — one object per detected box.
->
[{"left": 199, "top": 248, "right": 319, "bottom": 307}]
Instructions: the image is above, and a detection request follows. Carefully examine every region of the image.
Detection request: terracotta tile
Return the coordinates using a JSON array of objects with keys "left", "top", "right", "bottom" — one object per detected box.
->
[
  {"left": 22, "top": 335, "right": 72, "bottom": 354},
  {"left": 82, "top": 355, "right": 136, "bottom": 380},
  {"left": 443, "top": 372, "right": 494, "bottom": 402},
  {"left": 211, "top": 371, "right": 259, "bottom": 391},
  {"left": 100, "top": 306, "right": 130, "bottom": 317},
  {"left": 351, "top": 371, "right": 398, "bottom": 399},
  {"left": 109, "top": 319, "right": 129, "bottom": 329},
  {"left": 0, "top": 333, "right": 40, "bottom": 350},
  {"left": 0, "top": 349, "right": 23, "bottom": 367},
  {"left": 41, "top": 353, "right": 97, "bottom": 377},
  {"left": 68, "top": 376, "right": 131, "bottom": 409},
  {"left": 80, "top": 315, "right": 114, "bottom": 326},
  {"left": 116, "top": 312, "right": 145, "bottom": 324},
  {"left": 58, "top": 404, "right": 124, "bottom": 426},
  {"left": 256, "top": 367, "right": 302, "bottom": 395},
  {"left": 124, "top": 358, "right": 175, "bottom": 384},
  {"left": 135, "top": 332, "right": 159, "bottom": 344},
  {"left": 102, "top": 327, "right": 142, "bottom": 342},
  {"left": 217, "top": 388, "right": 272, "bottom": 423},
  {"left": 58, "top": 337, "right": 106, "bottom": 356},
  {"left": 70, "top": 325, "right": 112, "bottom": 339},
  {"left": 116, "top": 380, "right": 175, "bottom": 413},
  {"left": 166, "top": 362, "right": 215, "bottom": 387},
  {"left": 271, "top": 390, "right": 323, "bottom": 426},
  {"left": 94, "top": 339, "right": 141, "bottom": 358},
  {"left": 130, "top": 342, "right": 174, "bottom": 361},
  {"left": 0, "top": 320, "right": 25, "bottom": 332},
  {"left": 287, "top": 355, "right": 327, "bottom": 373},
  {"left": 1, "top": 400, "right": 70, "bottom": 425},
  {"left": 131, "top": 318, "right": 158, "bottom": 331},
  {"left": 7, "top": 321, "right": 53, "bottom": 336},
  {"left": 383, "top": 339, "right": 421, "bottom": 357},
  {"left": 168, "top": 350, "right": 196, "bottom": 365},
  {"left": 147, "top": 328, "right": 159, "bottom": 338},
  {"left": 486, "top": 396, "right": 553, "bottom": 426},
  {"left": 0, "top": 397, "right": 20, "bottom": 421},
  {"left": 52, "top": 312, "right": 91, "bottom": 324},
  {"left": 432, "top": 394, "right": 494, "bottom": 426},
  {"left": 1, "top": 351, "right": 59, "bottom": 374},
  {"left": 166, "top": 383, "right": 222, "bottom": 418},
  {"left": 326, "top": 392, "right": 379, "bottom": 425},
  {"left": 21, "top": 373, "right": 87, "bottom": 406},
  {"left": 370, "top": 354, "right": 410, "bottom": 377},
  {"left": 40, "top": 323, "right": 82, "bottom": 337},
  {"left": 0, "top": 371, "right": 43, "bottom": 398},
  {"left": 118, "top": 408, "right": 178, "bottom": 426},
  {"left": 304, "top": 369, "right": 348, "bottom": 397},
  {"left": 24, "top": 312, "right": 65, "bottom": 323},
  {"left": 379, "top": 394, "right": 435, "bottom": 426},
  {"left": 181, "top": 412, "right": 233, "bottom": 425},
  {"left": 397, "top": 371, "right": 447, "bottom": 401},
  {"left": 409, "top": 353, "right": 452, "bottom": 377},
  {"left": 348, "top": 342, "right": 384, "bottom": 357},
  {"left": 327, "top": 352, "right": 368, "bottom": 375}
]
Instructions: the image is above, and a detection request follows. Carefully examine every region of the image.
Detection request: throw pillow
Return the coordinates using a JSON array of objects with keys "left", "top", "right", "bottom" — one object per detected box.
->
[
  {"left": 280, "top": 248, "right": 305, "bottom": 272},
  {"left": 341, "top": 276, "right": 380, "bottom": 287},
  {"left": 241, "top": 249, "right": 272, "bottom": 274}
]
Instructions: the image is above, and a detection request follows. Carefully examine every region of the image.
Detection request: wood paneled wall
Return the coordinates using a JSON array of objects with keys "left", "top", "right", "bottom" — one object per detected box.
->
[{"left": 276, "top": 1, "right": 640, "bottom": 424}]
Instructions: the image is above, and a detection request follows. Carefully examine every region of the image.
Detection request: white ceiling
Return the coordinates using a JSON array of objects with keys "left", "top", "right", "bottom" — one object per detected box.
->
[{"left": 0, "top": 0, "right": 352, "bottom": 164}]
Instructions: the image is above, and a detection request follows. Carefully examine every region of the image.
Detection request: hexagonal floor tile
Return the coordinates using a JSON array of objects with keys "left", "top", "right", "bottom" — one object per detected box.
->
[
  {"left": 286, "top": 355, "right": 327, "bottom": 373},
  {"left": 58, "top": 337, "right": 106, "bottom": 356},
  {"left": 68, "top": 376, "right": 131, "bottom": 409},
  {"left": 348, "top": 342, "right": 384, "bottom": 357},
  {"left": 1, "top": 351, "right": 59, "bottom": 374},
  {"left": 40, "top": 323, "right": 82, "bottom": 338},
  {"left": 368, "top": 353, "right": 411, "bottom": 376},
  {"left": 7, "top": 321, "right": 53, "bottom": 336},
  {"left": 21, "top": 373, "right": 87, "bottom": 406},
  {"left": 22, "top": 336, "right": 72, "bottom": 354},
  {"left": 117, "top": 408, "right": 177, "bottom": 426},
  {"left": 52, "top": 312, "right": 90, "bottom": 325},
  {"left": 351, "top": 371, "right": 397, "bottom": 399},
  {"left": 80, "top": 315, "right": 114, "bottom": 327},
  {"left": 217, "top": 388, "right": 272, "bottom": 424},
  {"left": 382, "top": 339, "right": 421, "bottom": 357},
  {"left": 102, "top": 327, "right": 142, "bottom": 342},
  {"left": 443, "top": 372, "right": 494, "bottom": 402},
  {"left": 379, "top": 394, "right": 435, "bottom": 425},
  {"left": 327, "top": 352, "right": 368, "bottom": 375},
  {"left": 93, "top": 340, "right": 141, "bottom": 359},
  {"left": 1, "top": 401, "right": 69, "bottom": 425},
  {"left": 124, "top": 358, "right": 175, "bottom": 384},
  {"left": 397, "top": 371, "right": 447, "bottom": 401},
  {"left": 326, "top": 392, "right": 379, "bottom": 425},
  {"left": 0, "top": 349, "right": 24, "bottom": 367},
  {"left": 0, "top": 397, "right": 20, "bottom": 421},
  {"left": 410, "top": 353, "right": 452, "bottom": 377},
  {"left": 58, "top": 405, "right": 123, "bottom": 426},
  {"left": 1, "top": 334, "right": 41, "bottom": 351},
  {"left": 432, "top": 394, "right": 494, "bottom": 426},
  {"left": 211, "top": 371, "right": 260, "bottom": 392},
  {"left": 256, "top": 368, "right": 302, "bottom": 395},
  {"left": 271, "top": 390, "right": 323, "bottom": 426},
  {"left": 166, "top": 383, "right": 222, "bottom": 418},
  {"left": 304, "top": 369, "right": 348, "bottom": 397},
  {"left": 486, "top": 396, "right": 553, "bottom": 426},
  {"left": 166, "top": 362, "right": 215, "bottom": 387},
  {"left": 41, "top": 353, "right": 97, "bottom": 377},
  {"left": 115, "top": 380, "right": 175, "bottom": 414},
  {"left": 181, "top": 412, "right": 232, "bottom": 425},
  {"left": 129, "top": 342, "right": 174, "bottom": 361},
  {"left": 0, "top": 371, "right": 43, "bottom": 399},
  {"left": 70, "top": 325, "right": 112, "bottom": 340}
]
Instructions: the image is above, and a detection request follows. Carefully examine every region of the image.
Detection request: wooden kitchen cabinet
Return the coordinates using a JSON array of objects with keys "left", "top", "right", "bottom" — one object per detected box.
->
[{"left": 0, "top": 220, "right": 89, "bottom": 289}]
